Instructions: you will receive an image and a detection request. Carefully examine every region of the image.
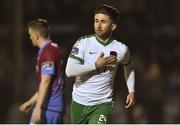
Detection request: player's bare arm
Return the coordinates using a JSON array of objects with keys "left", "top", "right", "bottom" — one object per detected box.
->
[{"left": 32, "top": 74, "right": 52, "bottom": 123}]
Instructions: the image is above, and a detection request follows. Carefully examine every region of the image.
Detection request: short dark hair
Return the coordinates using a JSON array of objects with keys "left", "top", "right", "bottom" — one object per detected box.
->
[
  {"left": 27, "top": 19, "right": 50, "bottom": 39},
  {"left": 95, "top": 4, "right": 120, "bottom": 24}
]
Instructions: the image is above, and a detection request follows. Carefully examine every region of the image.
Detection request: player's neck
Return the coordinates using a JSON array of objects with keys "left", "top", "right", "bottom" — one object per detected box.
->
[
  {"left": 38, "top": 38, "right": 49, "bottom": 48},
  {"left": 96, "top": 35, "right": 111, "bottom": 44}
]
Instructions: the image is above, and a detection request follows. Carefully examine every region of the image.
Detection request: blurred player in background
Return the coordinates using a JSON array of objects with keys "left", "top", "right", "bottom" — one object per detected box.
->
[
  {"left": 65, "top": 4, "right": 135, "bottom": 124},
  {"left": 19, "top": 19, "right": 65, "bottom": 124}
]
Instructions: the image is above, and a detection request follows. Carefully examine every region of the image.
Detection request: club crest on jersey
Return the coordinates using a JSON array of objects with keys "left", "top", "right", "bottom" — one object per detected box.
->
[
  {"left": 71, "top": 46, "right": 79, "bottom": 55},
  {"left": 42, "top": 61, "right": 54, "bottom": 71}
]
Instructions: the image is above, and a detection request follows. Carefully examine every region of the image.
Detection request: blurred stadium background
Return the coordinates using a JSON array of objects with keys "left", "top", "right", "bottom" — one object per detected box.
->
[{"left": 0, "top": 0, "right": 180, "bottom": 123}]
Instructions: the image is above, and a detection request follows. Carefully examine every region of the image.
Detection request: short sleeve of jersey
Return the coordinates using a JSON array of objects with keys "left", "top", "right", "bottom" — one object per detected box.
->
[
  {"left": 121, "top": 43, "right": 128, "bottom": 58},
  {"left": 69, "top": 38, "right": 86, "bottom": 63},
  {"left": 41, "top": 47, "right": 57, "bottom": 75},
  {"left": 41, "top": 60, "right": 55, "bottom": 75},
  {"left": 116, "top": 41, "right": 128, "bottom": 62}
]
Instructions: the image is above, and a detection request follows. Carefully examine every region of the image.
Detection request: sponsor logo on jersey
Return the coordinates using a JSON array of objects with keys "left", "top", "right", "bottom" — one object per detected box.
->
[
  {"left": 42, "top": 61, "right": 54, "bottom": 71},
  {"left": 71, "top": 46, "right": 79, "bottom": 55}
]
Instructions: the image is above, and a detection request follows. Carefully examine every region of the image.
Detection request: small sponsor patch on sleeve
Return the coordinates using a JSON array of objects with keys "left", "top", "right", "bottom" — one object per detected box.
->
[
  {"left": 41, "top": 61, "right": 55, "bottom": 74},
  {"left": 71, "top": 46, "right": 79, "bottom": 55}
]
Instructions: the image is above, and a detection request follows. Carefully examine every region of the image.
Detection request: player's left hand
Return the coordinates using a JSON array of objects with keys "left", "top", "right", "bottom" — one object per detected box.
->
[{"left": 125, "top": 92, "right": 135, "bottom": 109}]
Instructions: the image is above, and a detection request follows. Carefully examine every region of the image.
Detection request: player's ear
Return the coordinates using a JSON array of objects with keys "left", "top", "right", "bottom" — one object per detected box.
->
[
  {"left": 111, "top": 23, "right": 117, "bottom": 31},
  {"left": 35, "top": 32, "right": 40, "bottom": 40},
  {"left": 37, "top": 35, "right": 40, "bottom": 40}
]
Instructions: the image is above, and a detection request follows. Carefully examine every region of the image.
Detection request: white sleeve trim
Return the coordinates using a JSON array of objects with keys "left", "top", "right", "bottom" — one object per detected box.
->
[{"left": 65, "top": 58, "right": 96, "bottom": 77}]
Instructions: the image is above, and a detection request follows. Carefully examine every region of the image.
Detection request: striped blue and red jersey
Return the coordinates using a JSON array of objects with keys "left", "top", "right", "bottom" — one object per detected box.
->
[{"left": 36, "top": 40, "right": 64, "bottom": 112}]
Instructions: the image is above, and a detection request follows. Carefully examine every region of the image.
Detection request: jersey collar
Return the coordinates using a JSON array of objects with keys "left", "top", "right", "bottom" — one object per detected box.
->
[
  {"left": 38, "top": 40, "right": 51, "bottom": 56},
  {"left": 95, "top": 35, "right": 113, "bottom": 46}
]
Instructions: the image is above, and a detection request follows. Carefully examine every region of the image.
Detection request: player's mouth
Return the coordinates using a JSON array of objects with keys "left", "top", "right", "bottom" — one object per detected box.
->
[
  {"left": 97, "top": 28, "right": 102, "bottom": 30},
  {"left": 96, "top": 29, "right": 102, "bottom": 32}
]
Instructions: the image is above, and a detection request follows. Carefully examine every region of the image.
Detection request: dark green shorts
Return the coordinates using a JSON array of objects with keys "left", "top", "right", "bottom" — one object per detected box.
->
[{"left": 71, "top": 100, "right": 113, "bottom": 124}]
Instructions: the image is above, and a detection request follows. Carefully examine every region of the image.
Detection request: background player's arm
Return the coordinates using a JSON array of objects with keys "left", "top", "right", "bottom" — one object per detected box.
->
[
  {"left": 121, "top": 50, "right": 135, "bottom": 108},
  {"left": 32, "top": 74, "right": 52, "bottom": 123}
]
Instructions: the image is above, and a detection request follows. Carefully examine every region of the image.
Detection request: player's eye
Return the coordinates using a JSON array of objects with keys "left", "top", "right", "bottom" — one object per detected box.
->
[
  {"left": 101, "top": 20, "right": 108, "bottom": 23},
  {"left": 95, "top": 19, "right": 99, "bottom": 23}
]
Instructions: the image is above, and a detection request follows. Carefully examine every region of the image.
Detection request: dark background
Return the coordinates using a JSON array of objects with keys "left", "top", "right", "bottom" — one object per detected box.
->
[{"left": 0, "top": 0, "right": 180, "bottom": 123}]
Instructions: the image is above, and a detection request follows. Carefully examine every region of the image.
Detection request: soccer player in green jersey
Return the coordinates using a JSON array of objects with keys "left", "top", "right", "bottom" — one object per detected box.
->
[{"left": 65, "top": 4, "right": 135, "bottom": 124}]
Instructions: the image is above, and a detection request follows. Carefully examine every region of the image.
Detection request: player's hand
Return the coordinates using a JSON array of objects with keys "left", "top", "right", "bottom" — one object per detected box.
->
[
  {"left": 32, "top": 106, "right": 42, "bottom": 124},
  {"left": 125, "top": 92, "right": 135, "bottom": 109},
  {"left": 95, "top": 52, "right": 116, "bottom": 69},
  {"left": 19, "top": 101, "right": 33, "bottom": 113}
]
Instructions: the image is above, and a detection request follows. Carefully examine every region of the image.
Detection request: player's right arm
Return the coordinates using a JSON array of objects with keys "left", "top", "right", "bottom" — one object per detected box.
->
[
  {"left": 19, "top": 92, "right": 38, "bottom": 113},
  {"left": 65, "top": 39, "right": 115, "bottom": 77}
]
